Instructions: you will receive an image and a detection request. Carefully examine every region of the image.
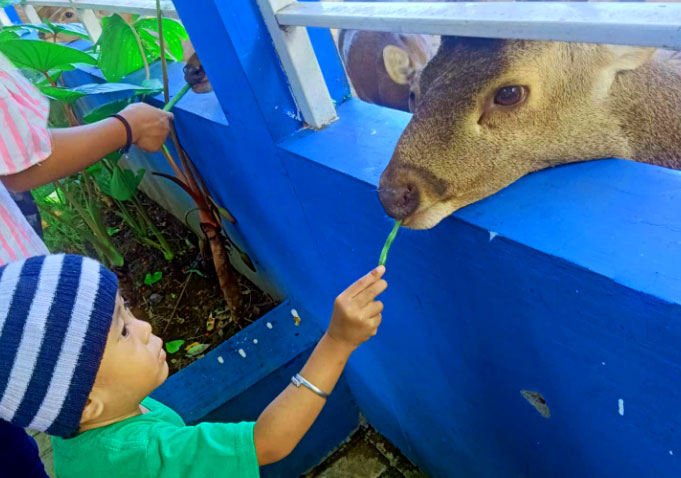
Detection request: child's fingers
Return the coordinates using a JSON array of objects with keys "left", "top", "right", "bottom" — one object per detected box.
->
[
  {"left": 362, "top": 300, "right": 384, "bottom": 318},
  {"left": 367, "top": 314, "right": 382, "bottom": 334},
  {"left": 346, "top": 266, "right": 385, "bottom": 298},
  {"left": 355, "top": 279, "right": 388, "bottom": 307}
]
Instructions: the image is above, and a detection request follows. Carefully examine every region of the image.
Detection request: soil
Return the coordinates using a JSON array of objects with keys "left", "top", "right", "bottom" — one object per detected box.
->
[{"left": 89, "top": 193, "right": 276, "bottom": 375}]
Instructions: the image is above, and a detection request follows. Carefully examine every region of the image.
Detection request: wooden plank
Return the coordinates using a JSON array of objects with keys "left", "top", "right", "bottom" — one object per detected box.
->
[
  {"left": 277, "top": 1, "right": 681, "bottom": 49},
  {"left": 73, "top": 7, "right": 102, "bottom": 41},
  {"left": 22, "top": 0, "right": 178, "bottom": 19},
  {"left": 255, "top": 0, "right": 337, "bottom": 130},
  {"left": 0, "top": 9, "right": 12, "bottom": 26}
]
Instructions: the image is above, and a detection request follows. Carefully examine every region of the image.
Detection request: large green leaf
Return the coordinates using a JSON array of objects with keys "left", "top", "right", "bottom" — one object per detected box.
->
[
  {"left": 43, "top": 21, "right": 90, "bottom": 40},
  {"left": 83, "top": 98, "right": 134, "bottom": 124},
  {"left": 110, "top": 166, "right": 145, "bottom": 201},
  {"left": 135, "top": 18, "right": 187, "bottom": 61},
  {"left": 38, "top": 82, "right": 161, "bottom": 104},
  {"left": 98, "top": 14, "right": 145, "bottom": 82},
  {"left": 0, "top": 30, "right": 19, "bottom": 42},
  {"left": 0, "top": 39, "right": 95, "bottom": 72}
]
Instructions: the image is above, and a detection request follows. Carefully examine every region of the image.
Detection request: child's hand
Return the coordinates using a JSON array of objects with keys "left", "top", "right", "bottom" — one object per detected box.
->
[
  {"left": 326, "top": 266, "right": 387, "bottom": 353},
  {"left": 119, "top": 103, "right": 174, "bottom": 152}
]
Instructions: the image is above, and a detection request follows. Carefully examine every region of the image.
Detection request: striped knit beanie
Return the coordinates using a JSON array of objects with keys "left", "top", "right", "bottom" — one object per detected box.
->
[{"left": 0, "top": 254, "right": 117, "bottom": 437}]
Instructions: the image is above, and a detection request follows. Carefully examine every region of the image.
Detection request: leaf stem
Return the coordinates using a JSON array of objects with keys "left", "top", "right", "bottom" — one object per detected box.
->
[{"left": 379, "top": 219, "right": 402, "bottom": 267}]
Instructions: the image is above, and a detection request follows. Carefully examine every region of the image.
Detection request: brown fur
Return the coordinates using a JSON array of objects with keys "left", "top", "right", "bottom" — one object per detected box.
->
[
  {"left": 379, "top": 37, "right": 681, "bottom": 229},
  {"left": 338, "top": 30, "right": 435, "bottom": 112}
]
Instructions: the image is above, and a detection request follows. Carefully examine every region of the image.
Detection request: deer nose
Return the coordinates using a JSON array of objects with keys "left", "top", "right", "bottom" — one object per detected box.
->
[
  {"left": 183, "top": 65, "right": 206, "bottom": 85},
  {"left": 378, "top": 182, "right": 420, "bottom": 219}
]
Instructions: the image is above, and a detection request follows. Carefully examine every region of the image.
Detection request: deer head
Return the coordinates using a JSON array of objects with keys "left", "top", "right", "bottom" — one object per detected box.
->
[
  {"left": 339, "top": 30, "right": 435, "bottom": 112},
  {"left": 377, "top": 37, "right": 679, "bottom": 229}
]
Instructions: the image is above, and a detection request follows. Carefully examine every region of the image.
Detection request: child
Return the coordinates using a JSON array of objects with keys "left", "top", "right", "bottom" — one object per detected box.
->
[
  {"left": 0, "top": 50, "right": 173, "bottom": 476},
  {"left": 0, "top": 254, "right": 387, "bottom": 477}
]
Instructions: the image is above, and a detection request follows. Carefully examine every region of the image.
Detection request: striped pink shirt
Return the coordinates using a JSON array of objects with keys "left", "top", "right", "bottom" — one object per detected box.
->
[{"left": 0, "top": 52, "right": 51, "bottom": 265}]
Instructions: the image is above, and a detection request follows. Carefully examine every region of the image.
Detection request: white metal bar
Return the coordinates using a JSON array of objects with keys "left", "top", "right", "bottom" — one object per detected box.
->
[
  {"left": 74, "top": 7, "right": 102, "bottom": 41},
  {"left": 0, "top": 9, "right": 12, "bottom": 26},
  {"left": 277, "top": 2, "right": 681, "bottom": 50},
  {"left": 255, "top": 0, "right": 337, "bottom": 130},
  {"left": 22, "top": 0, "right": 178, "bottom": 19},
  {"left": 23, "top": 5, "right": 42, "bottom": 24}
]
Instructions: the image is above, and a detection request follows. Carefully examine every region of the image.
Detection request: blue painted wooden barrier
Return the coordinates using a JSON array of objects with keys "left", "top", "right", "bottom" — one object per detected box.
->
[{"left": 49, "top": 2, "right": 681, "bottom": 476}]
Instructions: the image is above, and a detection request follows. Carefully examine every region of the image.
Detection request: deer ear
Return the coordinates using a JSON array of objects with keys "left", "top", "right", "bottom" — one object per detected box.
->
[
  {"left": 383, "top": 45, "right": 413, "bottom": 85},
  {"left": 607, "top": 45, "right": 656, "bottom": 71}
]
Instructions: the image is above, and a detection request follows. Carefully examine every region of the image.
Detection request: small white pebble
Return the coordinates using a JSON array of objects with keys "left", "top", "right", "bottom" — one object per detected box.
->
[
  {"left": 238, "top": 349, "right": 247, "bottom": 358},
  {"left": 253, "top": 339, "right": 258, "bottom": 344},
  {"left": 488, "top": 231, "right": 498, "bottom": 242},
  {"left": 266, "top": 322, "right": 273, "bottom": 329},
  {"left": 217, "top": 356, "right": 224, "bottom": 364},
  {"left": 618, "top": 399, "right": 624, "bottom": 416},
  {"left": 670, "top": 450, "right": 674, "bottom": 456}
]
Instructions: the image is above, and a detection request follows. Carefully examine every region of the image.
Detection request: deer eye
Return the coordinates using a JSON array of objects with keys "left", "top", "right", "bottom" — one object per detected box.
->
[{"left": 493, "top": 86, "right": 527, "bottom": 106}]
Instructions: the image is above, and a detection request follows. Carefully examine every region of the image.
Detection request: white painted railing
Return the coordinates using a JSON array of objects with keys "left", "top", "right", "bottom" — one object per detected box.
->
[
  {"left": 257, "top": 1, "right": 681, "bottom": 129},
  {"left": 1, "top": 0, "right": 177, "bottom": 38},
  {"left": 3, "top": 1, "right": 681, "bottom": 129}
]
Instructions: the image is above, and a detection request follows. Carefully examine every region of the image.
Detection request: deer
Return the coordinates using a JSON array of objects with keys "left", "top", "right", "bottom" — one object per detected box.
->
[
  {"left": 338, "top": 29, "right": 435, "bottom": 112},
  {"left": 377, "top": 37, "right": 681, "bottom": 229}
]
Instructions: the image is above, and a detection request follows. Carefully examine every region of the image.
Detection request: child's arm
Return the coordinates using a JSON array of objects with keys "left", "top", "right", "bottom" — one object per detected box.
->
[
  {"left": 2, "top": 103, "right": 173, "bottom": 192},
  {"left": 253, "top": 266, "right": 387, "bottom": 465}
]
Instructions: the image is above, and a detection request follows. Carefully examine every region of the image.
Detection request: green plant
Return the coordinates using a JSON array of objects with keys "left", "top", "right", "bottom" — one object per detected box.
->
[
  {"left": 379, "top": 220, "right": 402, "bottom": 266},
  {"left": 165, "top": 339, "right": 184, "bottom": 354},
  {"left": 0, "top": 15, "right": 181, "bottom": 265},
  {"left": 144, "top": 271, "right": 163, "bottom": 285}
]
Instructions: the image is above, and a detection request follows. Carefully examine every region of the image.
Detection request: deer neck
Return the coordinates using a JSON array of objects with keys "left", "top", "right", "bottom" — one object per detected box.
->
[{"left": 608, "top": 57, "right": 681, "bottom": 171}]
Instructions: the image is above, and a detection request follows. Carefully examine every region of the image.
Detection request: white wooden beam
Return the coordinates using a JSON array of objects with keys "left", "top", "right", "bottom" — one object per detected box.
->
[
  {"left": 0, "top": 9, "right": 12, "bottom": 26},
  {"left": 23, "top": 5, "right": 42, "bottom": 24},
  {"left": 72, "top": 6, "right": 103, "bottom": 41},
  {"left": 255, "top": 0, "right": 337, "bottom": 130},
  {"left": 277, "top": 2, "right": 681, "bottom": 50},
  {"left": 22, "top": 0, "right": 178, "bottom": 19}
]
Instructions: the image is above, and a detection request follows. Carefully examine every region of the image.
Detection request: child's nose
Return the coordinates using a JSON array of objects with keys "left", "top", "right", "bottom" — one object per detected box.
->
[{"left": 134, "top": 318, "right": 152, "bottom": 342}]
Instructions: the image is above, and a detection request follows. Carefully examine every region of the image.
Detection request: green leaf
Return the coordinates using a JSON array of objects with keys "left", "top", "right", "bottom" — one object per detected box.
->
[
  {"left": 43, "top": 22, "right": 90, "bottom": 40},
  {"left": 0, "top": 31, "right": 20, "bottom": 42},
  {"left": 0, "top": 0, "right": 19, "bottom": 7},
  {"left": 134, "top": 18, "right": 187, "bottom": 61},
  {"left": 38, "top": 82, "right": 161, "bottom": 104},
  {"left": 165, "top": 340, "right": 184, "bottom": 354},
  {"left": 186, "top": 343, "right": 209, "bottom": 357},
  {"left": 106, "top": 227, "right": 120, "bottom": 236},
  {"left": 185, "top": 268, "right": 205, "bottom": 278},
  {"left": 141, "top": 78, "right": 163, "bottom": 90},
  {"left": 98, "top": 14, "right": 145, "bottom": 82},
  {"left": 0, "top": 39, "right": 96, "bottom": 72},
  {"left": 110, "top": 167, "right": 145, "bottom": 201},
  {"left": 83, "top": 98, "right": 133, "bottom": 124},
  {"left": 144, "top": 271, "right": 162, "bottom": 285}
]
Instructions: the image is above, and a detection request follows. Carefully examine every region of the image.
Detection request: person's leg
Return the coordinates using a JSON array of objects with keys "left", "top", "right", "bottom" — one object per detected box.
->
[{"left": 0, "top": 420, "right": 50, "bottom": 478}]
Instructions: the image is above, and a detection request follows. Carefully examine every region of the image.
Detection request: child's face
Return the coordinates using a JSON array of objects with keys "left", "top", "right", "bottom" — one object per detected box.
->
[{"left": 86, "top": 294, "right": 168, "bottom": 419}]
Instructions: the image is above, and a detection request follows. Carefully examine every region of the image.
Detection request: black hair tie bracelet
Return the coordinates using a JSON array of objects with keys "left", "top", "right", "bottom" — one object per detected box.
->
[{"left": 110, "top": 114, "right": 133, "bottom": 155}]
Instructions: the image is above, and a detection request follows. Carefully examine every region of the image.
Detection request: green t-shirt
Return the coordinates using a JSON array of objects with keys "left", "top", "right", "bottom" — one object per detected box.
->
[{"left": 52, "top": 396, "right": 259, "bottom": 478}]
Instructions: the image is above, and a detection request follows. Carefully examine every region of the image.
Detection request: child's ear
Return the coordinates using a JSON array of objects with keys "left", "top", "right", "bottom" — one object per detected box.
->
[{"left": 80, "top": 397, "right": 104, "bottom": 426}]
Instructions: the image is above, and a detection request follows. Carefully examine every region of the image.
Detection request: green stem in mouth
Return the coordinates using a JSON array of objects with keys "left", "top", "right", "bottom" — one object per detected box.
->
[{"left": 379, "top": 219, "right": 402, "bottom": 267}]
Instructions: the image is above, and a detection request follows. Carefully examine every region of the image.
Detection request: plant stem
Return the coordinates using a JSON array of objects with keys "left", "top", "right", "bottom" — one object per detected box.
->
[
  {"left": 163, "top": 83, "right": 191, "bottom": 112},
  {"left": 156, "top": 0, "right": 169, "bottom": 104},
  {"left": 164, "top": 272, "right": 191, "bottom": 333},
  {"left": 379, "top": 219, "right": 402, "bottom": 266},
  {"left": 128, "top": 20, "right": 150, "bottom": 80}
]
